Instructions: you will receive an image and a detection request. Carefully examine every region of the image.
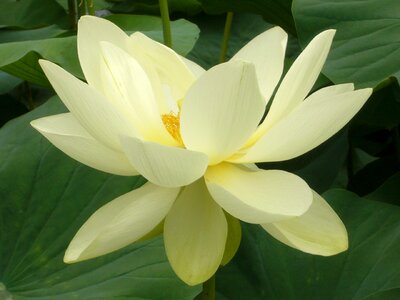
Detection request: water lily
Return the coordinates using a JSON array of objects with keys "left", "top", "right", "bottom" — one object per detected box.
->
[{"left": 31, "top": 16, "right": 372, "bottom": 285}]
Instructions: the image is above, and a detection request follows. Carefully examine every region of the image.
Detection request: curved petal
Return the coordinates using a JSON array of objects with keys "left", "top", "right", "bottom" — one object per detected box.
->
[
  {"left": 233, "top": 88, "right": 372, "bottom": 163},
  {"left": 99, "top": 41, "right": 176, "bottom": 146},
  {"left": 120, "top": 136, "right": 208, "bottom": 188},
  {"left": 231, "top": 26, "right": 288, "bottom": 103},
  {"left": 77, "top": 15, "right": 128, "bottom": 91},
  {"left": 164, "top": 179, "right": 227, "bottom": 285},
  {"left": 180, "top": 55, "right": 206, "bottom": 78},
  {"left": 180, "top": 61, "right": 265, "bottom": 165},
  {"left": 128, "top": 32, "right": 195, "bottom": 113},
  {"left": 64, "top": 182, "right": 179, "bottom": 263},
  {"left": 221, "top": 212, "right": 242, "bottom": 266},
  {"left": 251, "top": 30, "right": 336, "bottom": 143},
  {"left": 31, "top": 113, "right": 137, "bottom": 176},
  {"left": 39, "top": 60, "right": 138, "bottom": 151},
  {"left": 262, "top": 191, "right": 348, "bottom": 256},
  {"left": 205, "top": 163, "right": 313, "bottom": 224}
]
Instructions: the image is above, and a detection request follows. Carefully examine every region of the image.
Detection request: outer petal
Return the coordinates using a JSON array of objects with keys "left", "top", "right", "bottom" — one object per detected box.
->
[
  {"left": 180, "top": 61, "right": 264, "bottom": 165},
  {"left": 262, "top": 191, "right": 348, "bottom": 256},
  {"left": 120, "top": 136, "right": 208, "bottom": 188},
  {"left": 31, "top": 113, "right": 137, "bottom": 176},
  {"left": 205, "top": 163, "right": 313, "bottom": 224},
  {"left": 64, "top": 182, "right": 179, "bottom": 263},
  {"left": 39, "top": 60, "right": 137, "bottom": 151},
  {"left": 221, "top": 212, "right": 242, "bottom": 266},
  {"left": 99, "top": 41, "right": 177, "bottom": 146},
  {"left": 231, "top": 27, "right": 288, "bottom": 103},
  {"left": 250, "top": 30, "right": 336, "bottom": 143},
  {"left": 77, "top": 15, "right": 128, "bottom": 91},
  {"left": 128, "top": 32, "right": 195, "bottom": 113},
  {"left": 233, "top": 88, "right": 372, "bottom": 163},
  {"left": 164, "top": 179, "right": 227, "bottom": 285},
  {"left": 180, "top": 55, "right": 206, "bottom": 78}
]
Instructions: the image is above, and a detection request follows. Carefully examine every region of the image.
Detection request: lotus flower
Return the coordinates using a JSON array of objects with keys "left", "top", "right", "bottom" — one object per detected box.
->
[{"left": 31, "top": 16, "right": 372, "bottom": 285}]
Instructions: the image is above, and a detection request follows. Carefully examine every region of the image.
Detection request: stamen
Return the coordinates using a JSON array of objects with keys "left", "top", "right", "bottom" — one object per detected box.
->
[{"left": 162, "top": 112, "right": 182, "bottom": 143}]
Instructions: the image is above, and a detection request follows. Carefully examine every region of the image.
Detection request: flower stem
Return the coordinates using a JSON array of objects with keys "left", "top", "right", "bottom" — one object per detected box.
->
[
  {"left": 159, "top": 0, "right": 172, "bottom": 48},
  {"left": 86, "top": 0, "right": 95, "bottom": 16},
  {"left": 219, "top": 12, "right": 234, "bottom": 63},
  {"left": 202, "top": 275, "right": 216, "bottom": 300},
  {"left": 67, "top": 0, "right": 77, "bottom": 29},
  {"left": 77, "top": 0, "right": 86, "bottom": 17}
]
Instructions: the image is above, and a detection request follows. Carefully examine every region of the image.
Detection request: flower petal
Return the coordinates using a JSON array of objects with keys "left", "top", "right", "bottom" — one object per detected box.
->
[
  {"left": 233, "top": 88, "right": 372, "bottom": 163},
  {"left": 39, "top": 60, "right": 138, "bottom": 151},
  {"left": 262, "top": 191, "right": 348, "bottom": 256},
  {"left": 205, "top": 163, "right": 313, "bottom": 224},
  {"left": 99, "top": 41, "right": 177, "bottom": 146},
  {"left": 128, "top": 32, "right": 195, "bottom": 113},
  {"left": 180, "top": 61, "right": 265, "bottom": 165},
  {"left": 77, "top": 15, "right": 128, "bottom": 91},
  {"left": 180, "top": 55, "right": 206, "bottom": 78},
  {"left": 64, "top": 182, "right": 179, "bottom": 263},
  {"left": 31, "top": 113, "right": 137, "bottom": 176},
  {"left": 120, "top": 136, "right": 208, "bottom": 188},
  {"left": 221, "top": 212, "right": 242, "bottom": 266},
  {"left": 231, "top": 27, "right": 288, "bottom": 102},
  {"left": 251, "top": 30, "right": 336, "bottom": 143},
  {"left": 164, "top": 179, "right": 227, "bottom": 285}
]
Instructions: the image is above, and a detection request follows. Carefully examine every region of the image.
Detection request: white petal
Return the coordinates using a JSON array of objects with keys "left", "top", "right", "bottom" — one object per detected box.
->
[
  {"left": 77, "top": 15, "right": 129, "bottom": 91},
  {"left": 128, "top": 32, "right": 195, "bottom": 113},
  {"left": 120, "top": 136, "right": 208, "bottom": 188},
  {"left": 39, "top": 60, "right": 138, "bottom": 151},
  {"left": 304, "top": 83, "right": 354, "bottom": 102},
  {"left": 180, "top": 55, "right": 206, "bottom": 78},
  {"left": 31, "top": 113, "right": 137, "bottom": 176},
  {"left": 233, "top": 88, "right": 372, "bottom": 163},
  {"left": 180, "top": 61, "right": 265, "bottom": 165},
  {"left": 262, "top": 191, "right": 348, "bottom": 256},
  {"left": 164, "top": 179, "right": 227, "bottom": 285},
  {"left": 64, "top": 182, "right": 179, "bottom": 263},
  {"left": 99, "top": 41, "right": 177, "bottom": 146},
  {"left": 221, "top": 212, "right": 242, "bottom": 266},
  {"left": 205, "top": 163, "right": 313, "bottom": 224},
  {"left": 231, "top": 27, "right": 288, "bottom": 103},
  {"left": 251, "top": 30, "right": 336, "bottom": 142}
]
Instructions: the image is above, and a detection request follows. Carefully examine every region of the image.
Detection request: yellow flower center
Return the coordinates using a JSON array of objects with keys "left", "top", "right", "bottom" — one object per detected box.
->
[{"left": 162, "top": 112, "right": 182, "bottom": 144}]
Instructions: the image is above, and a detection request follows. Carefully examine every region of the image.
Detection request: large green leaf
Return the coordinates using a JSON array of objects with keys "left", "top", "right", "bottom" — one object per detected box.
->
[
  {"left": 0, "top": 0, "right": 68, "bottom": 29},
  {"left": 217, "top": 189, "right": 400, "bottom": 299},
  {"left": 198, "top": 0, "right": 295, "bottom": 35},
  {"left": 0, "top": 97, "right": 200, "bottom": 299},
  {"left": 0, "top": 15, "right": 199, "bottom": 86},
  {"left": 292, "top": 0, "right": 400, "bottom": 88}
]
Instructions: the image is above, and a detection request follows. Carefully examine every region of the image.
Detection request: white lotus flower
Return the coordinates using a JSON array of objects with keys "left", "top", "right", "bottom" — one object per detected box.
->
[{"left": 31, "top": 16, "right": 372, "bottom": 285}]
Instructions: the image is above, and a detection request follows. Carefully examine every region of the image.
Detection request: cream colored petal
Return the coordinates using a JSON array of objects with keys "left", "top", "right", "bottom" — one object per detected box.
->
[
  {"left": 205, "top": 163, "right": 313, "bottom": 224},
  {"left": 39, "top": 60, "right": 138, "bottom": 151},
  {"left": 180, "top": 55, "right": 206, "bottom": 78},
  {"left": 262, "top": 191, "right": 348, "bottom": 256},
  {"left": 77, "top": 15, "right": 128, "bottom": 91},
  {"left": 305, "top": 83, "right": 354, "bottom": 102},
  {"left": 120, "top": 136, "right": 208, "bottom": 188},
  {"left": 31, "top": 113, "right": 137, "bottom": 176},
  {"left": 252, "top": 30, "right": 336, "bottom": 142},
  {"left": 231, "top": 27, "right": 288, "bottom": 103},
  {"left": 64, "top": 182, "right": 179, "bottom": 263},
  {"left": 99, "top": 41, "right": 176, "bottom": 146},
  {"left": 128, "top": 32, "right": 195, "bottom": 113},
  {"left": 233, "top": 88, "right": 372, "bottom": 163},
  {"left": 164, "top": 179, "right": 227, "bottom": 285},
  {"left": 180, "top": 61, "right": 264, "bottom": 165},
  {"left": 221, "top": 212, "right": 242, "bottom": 266}
]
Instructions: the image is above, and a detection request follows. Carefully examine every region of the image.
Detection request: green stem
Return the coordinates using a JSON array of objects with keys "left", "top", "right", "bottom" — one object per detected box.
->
[
  {"left": 67, "top": 0, "right": 77, "bottom": 29},
  {"left": 77, "top": 0, "right": 86, "bottom": 17},
  {"left": 87, "top": 0, "right": 95, "bottom": 16},
  {"left": 159, "top": 0, "right": 172, "bottom": 48},
  {"left": 219, "top": 12, "right": 234, "bottom": 63},
  {"left": 202, "top": 275, "right": 215, "bottom": 300}
]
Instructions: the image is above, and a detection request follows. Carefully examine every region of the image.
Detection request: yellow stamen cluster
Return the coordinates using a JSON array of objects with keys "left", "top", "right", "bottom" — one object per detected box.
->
[{"left": 162, "top": 112, "right": 182, "bottom": 144}]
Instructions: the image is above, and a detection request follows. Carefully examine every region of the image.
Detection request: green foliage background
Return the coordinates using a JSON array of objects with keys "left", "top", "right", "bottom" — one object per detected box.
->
[{"left": 0, "top": 0, "right": 399, "bottom": 299}]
